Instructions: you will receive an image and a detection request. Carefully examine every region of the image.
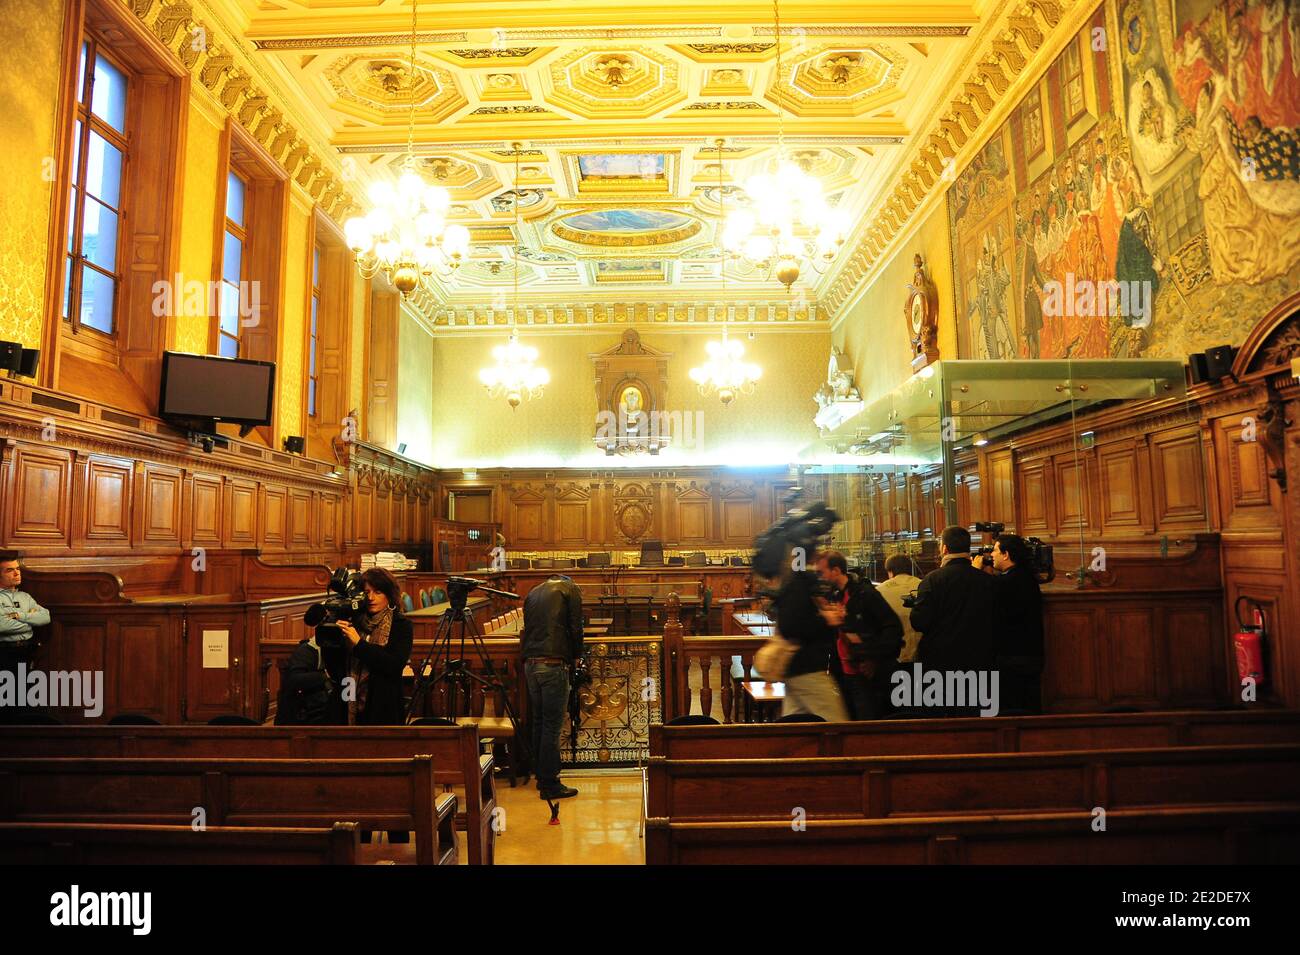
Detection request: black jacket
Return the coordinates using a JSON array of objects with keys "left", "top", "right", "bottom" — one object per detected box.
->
[
  {"left": 909, "top": 557, "right": 996, "bottom": 672},
  {"left": 351, "top": 612, "right": 413, "bottom": 725},
  {"left": 777, "top": 572, "right": 838, "bottom": 678},
  {"left": 840, "top": 573, "right": 904, "bottom": 664},
  {"left": 277, "top": 639, "right": 341, "bottom": 725},
  {"left": 993, "top": 564, "right": 1044, "bottom": 659},
  {"left": 521, "top": 576, "right": 584, "bottom": 661}
]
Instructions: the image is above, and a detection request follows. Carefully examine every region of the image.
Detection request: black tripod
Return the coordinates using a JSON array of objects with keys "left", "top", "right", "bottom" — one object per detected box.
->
[{"left": 406, "top": 578, "right": 531, "bottom": 784}]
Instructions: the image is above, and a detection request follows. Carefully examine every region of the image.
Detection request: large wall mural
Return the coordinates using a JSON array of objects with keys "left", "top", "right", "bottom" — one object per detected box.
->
[{"left": 949, "top": 0, "right": 1300, "bottom": 361}]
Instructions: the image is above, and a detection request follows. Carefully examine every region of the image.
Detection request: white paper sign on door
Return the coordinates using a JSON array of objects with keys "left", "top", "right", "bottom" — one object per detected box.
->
[{"left": 202, "top": 629, "right": 229, "bottom": 669}]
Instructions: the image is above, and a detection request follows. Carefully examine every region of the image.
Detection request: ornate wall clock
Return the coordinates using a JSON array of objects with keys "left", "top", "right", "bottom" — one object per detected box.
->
[{"left": 906, "top": 253, "right": 939, "bottom": 372}]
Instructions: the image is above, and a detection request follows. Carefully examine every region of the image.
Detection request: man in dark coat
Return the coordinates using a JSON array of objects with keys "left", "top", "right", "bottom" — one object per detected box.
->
[
  {"left": 521, "top": 574, "right": 584, "bottom": 800},
  {"left": 991, "top": 534, "right": 1045, "bottom": 714},
  {"left": 909, "top": 526, "right": 996, "bottom": 714},
  {"left": 817, "top": 550, "right": 903, "bottom": 720}
]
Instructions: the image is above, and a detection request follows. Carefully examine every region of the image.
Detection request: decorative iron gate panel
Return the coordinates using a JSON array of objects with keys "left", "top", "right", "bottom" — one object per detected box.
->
[{"left": 560, "top": 637, "right": 662, "bottom": 766}]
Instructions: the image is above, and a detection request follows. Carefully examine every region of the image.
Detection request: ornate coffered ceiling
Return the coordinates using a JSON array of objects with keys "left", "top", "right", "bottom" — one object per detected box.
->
[{"left": 186, "top": 0, "right": 1083, "bottom": 329}]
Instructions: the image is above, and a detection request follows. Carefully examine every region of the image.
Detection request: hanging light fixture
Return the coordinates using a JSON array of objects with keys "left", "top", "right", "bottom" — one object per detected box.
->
[
  {"left": 479, "top": 143, "right": 548, "bottom": 408},
  {"left": 691, "top": 139, "right": 761, "bottom": 406},
  {"left": 718, "top": 0, "right": 852, "bottom": 290},
  {"left": 342, "top": 1, "right": 470, "bottom": 294}
]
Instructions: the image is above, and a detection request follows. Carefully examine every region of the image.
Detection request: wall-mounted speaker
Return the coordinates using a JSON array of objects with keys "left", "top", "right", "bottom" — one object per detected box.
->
[
  {"left": 1204, "top": 344, "right": 1237, "bottom": 379},
  {"left": 16, "top": 348, "right": 39, "bottom": 378},
  {"left": 282, "top": 435, "right": 305, "bottom": 454},
  {"left": 0, "top": 341, "right": 22, "bottom": 373},
  {"left": 1188, "top": 352, "right": 1210, "bottom": 384}
]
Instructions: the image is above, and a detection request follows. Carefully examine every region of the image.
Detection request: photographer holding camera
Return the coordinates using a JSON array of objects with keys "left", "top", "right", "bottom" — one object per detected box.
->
[
  {"left": 908, "top": 526, "right": 996, "bottom": 714},
  {"left": 521, "top": 574, "right": 584, "bottom": 801},
  {"left": 990, "top": 534, "right": 1045, "bottom": 714},
  {"left": 277, "top": 629, "right": 346, "bottom": 725},
  {"left": 334, "top": 568, "right": 413, "bottom": 726},
  {"left": 816, "top": 551, "right": 902, "bottom": 720}
]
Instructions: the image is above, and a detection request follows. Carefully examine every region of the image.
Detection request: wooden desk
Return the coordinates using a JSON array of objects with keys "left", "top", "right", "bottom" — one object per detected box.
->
[
  {"left": 741, "top": 681, "right": 785, "bottom": 723},
  {"left": 746, "top": 625, "right": 776, "bottom": 637}
]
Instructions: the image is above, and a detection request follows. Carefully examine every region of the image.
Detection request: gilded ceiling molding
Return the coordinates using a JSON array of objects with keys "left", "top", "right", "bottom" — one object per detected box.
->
[
  {"left": 822, "top": 0, "right": 1084, "bottom": 319},
  {"left": 252, "top": 32, "right": 468, "bottom": 51},
  {"left": 126, "top": 0, "right": 361, "bottom": 225},
  {"left": 752, "top": 26, "right": 973, "bottom": 37},
  {"left": 429, "top": 299, "right": 825, "bottom": 330}
]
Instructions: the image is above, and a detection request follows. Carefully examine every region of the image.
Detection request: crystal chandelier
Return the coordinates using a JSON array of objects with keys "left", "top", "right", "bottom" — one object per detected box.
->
[
  {"left": 342, "top": 1, "right": 470, "bottom": 295},
  {"left": 690, "top": 140, "right": 762, "bottom": 406},
  {"left": 478, "top": 144, "right": 548, "bottom": 408},
  {"left": 718, "top": 0, "right": 851, "bottom": 289}
]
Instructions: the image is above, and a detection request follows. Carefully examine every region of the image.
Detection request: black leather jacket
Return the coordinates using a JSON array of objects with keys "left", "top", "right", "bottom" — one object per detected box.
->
[{"left": 521, "top": 576, "right": 584, "bottom": 661}]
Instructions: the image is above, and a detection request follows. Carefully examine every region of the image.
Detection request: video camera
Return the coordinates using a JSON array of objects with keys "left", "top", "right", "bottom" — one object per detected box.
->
[
  {"left": 752, "top": 499, "right": 840, "bottom": 579},
  {"left": 972, "top": 521, "right": 1056, "bottom": 583},
  {"left": 302, "top": 567, "right": 368, "bottom": 646}
]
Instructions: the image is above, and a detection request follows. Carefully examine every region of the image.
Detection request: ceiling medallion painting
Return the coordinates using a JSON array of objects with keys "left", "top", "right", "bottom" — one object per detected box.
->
[{"left": 551, "top": 208, "right": 701, "bottom": 247}]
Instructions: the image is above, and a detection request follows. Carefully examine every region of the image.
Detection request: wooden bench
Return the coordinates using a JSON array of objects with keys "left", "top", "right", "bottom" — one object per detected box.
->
[
  {"left": 646, "top": 804, "right": 1300, "bottom": 864},
  {"left": 650, "top": 708, "right": 1300, "bottom": 759},
  {"left": 0, "top": 821, "right": 361, "bottom": 865},
  {"left": 648, "top": 743, "right": 1300, "bottom": 821},
  {"left": 0, "top": 756, "right": 458, "bottom": 865},
  {"left": 0, "top": 723, "right": 496, "bottom": 864}
]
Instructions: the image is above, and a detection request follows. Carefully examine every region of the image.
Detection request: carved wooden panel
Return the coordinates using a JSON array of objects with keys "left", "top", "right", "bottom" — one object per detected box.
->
[
  {"left": 1216, "top": 415, "right": 1280, "bottom": 533},
  {"left": 677, "top": 500, "right": 709, "bottom": 543},
  {"left": 1018, "top": 460, "right": 1052, "bottom": 536},
  {"left": 262, "top": 485, "right": 288, "bottom": 549},
  {"left": 113, "top": 622, "right": 172, "bottom": 717},
  {"left": 509, "top": 486, "right": 546, "bottom": 546},
  {"left": 1151, "top": 430, "right": 1208, "bottom": 528},
  {"left": 320, "top": 492, "right": 341, "bottom": 549},
  {"left": 1164, "top": 604, "right": 1223, "bottom": 706},
  {"left": 227, "top": 480, "right": 258, "bottom": 546},
  {"left": 1098, "top": 441, "right": 1143, "bottom": 534},
  {"left": 985, "top": 449, "right": 1015, "bottom": 527},
  {"left": 139, "top": 464, "right": 183, "bottom": 547},
  {"left": 6, "top": 444, "right": 72, "bottom": 545},
  {"left": 1103, "top": 608, "right": 1159, "bottom": 704},
  {"left": 191, "top": 474, "right": 224, "bottom": 546},
  {"left": 352, "top": 483, "right": 372, "bottom": 544},
  {"left": 1054, "top": 456, "right": 1089, "bottom": 532},
  {"left": 288, "top": 488, "right": 313, "bottom": 548},
  {"left": 1042, "top": 608, "right": 1097, "bottom": 708},
  {"left": 82, "top": 456, "right": 132, "bottom": 544}
]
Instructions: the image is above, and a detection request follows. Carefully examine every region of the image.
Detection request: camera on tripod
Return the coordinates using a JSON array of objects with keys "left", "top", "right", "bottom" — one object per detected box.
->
[{"left": 302, "top": 567, "right": 368, "bottom": 646}]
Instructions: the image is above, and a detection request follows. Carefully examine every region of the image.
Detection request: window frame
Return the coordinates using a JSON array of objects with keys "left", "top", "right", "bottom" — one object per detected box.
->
[
  {"left": 218, "top": 168, "right": 250, "bottom": 359},
  {"left": 309, "top": 243, "right": 321, "bottom": 418},
  {"left": 62, "top": 33, "right": 130, "bottom": 344}
]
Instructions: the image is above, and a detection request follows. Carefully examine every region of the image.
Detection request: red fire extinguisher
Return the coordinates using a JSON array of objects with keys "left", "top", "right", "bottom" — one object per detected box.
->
[{"left": 1233, "top": 597, "right": 1268, "bottom": 687}]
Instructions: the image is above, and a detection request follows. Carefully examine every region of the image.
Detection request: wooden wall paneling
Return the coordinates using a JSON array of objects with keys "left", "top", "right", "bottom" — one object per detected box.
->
[
  {"left": 1017, "top": 458, "right": 1053, "bottom": 537},
  {"left": 1150, "top": 427, "right": 1210, "bottom": 529},
  {"left": 1098, "top": 439, "right": 1145, "bottom": 536},
  {"left": 225, "top": 479, "right": 259, "bottom": 548},
  {"left": 720, "top": 483, "right": 756, "bottom": 544},
  {"left": 80, "top": 454, "right": 132, "bottom": 547},
  {"left": 184, "top": 608, "right": 249, "bottom": 722},
  {"left": 288, "top": 487, "right": 313, "bottom": 549},
  {"left": 676, "top": 483, "right": 711, "bottom": 544},
  {"left": 320, "top": 491, "right": 341, "bottom": 550},
  {"left": 1053, "top": 452, "right": 1090, "bottom": 535},
  {"left": 1042, "top": 606, "right": 1099, "bottom": 710},
  {"left": 1162, "top": 602, "right": 1226, "bottom": 707},
  {"left": 352, "top": 479, "right": 373, "bottom": 546},
  {"left": 112, "top": 619, "right": 177, "bottom": 723},
  {"left": 261, "top": 484, "right": 288, "bottom": 551},
  {"left": 3, "top": 441, "right": 73, "bottom": 549},
  {"left": 509, "top": 485, "right": 546, "bottom": 547},
  {"left": 555, "top": 483, "right": 591, "bottom": 547},
  {"left": 985, "top": 449, "right": 1015, "bottom": 528},
  {"left": 374, "top": 484, "right": 392, "bottom": 546},
  {"left": 136, "top": 463, "right": 183, "bottom": 549},
  {"left": 1214, "top": 412, "right": 1283, "bottom": 533},
  {"left": 1101, "top": 607, "right": 1160, "bottom": 707}
]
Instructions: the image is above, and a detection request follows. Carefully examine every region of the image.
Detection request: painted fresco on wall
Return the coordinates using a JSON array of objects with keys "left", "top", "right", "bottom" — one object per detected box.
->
[{"left": 949, "top": 0, "right": 1300, "bottom": 361}]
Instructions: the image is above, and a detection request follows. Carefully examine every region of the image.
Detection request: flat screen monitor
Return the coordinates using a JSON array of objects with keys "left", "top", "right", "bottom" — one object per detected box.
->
[{"left": 159, "top": 352, "right": 275, "bottom": 427}]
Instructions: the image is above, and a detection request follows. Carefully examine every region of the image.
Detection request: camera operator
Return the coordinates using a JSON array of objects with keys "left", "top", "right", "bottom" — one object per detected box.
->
[
  {"left": 816, "top": 551, "right": 902, "bottom": 720},
  {"left": 521, "top": 574, "right": 584, "bottom": 801},
  {"left": 334, "top": 568, "right": 413, "bottom": 726},
  {"left": 990, "top": 534, "right": 1045, "bottom": 714},
  {"left": 908, "top": 526, "right": 996, "bottom": 714},
  {"left": 876, "top": 555, "right": 923, "bottom": 663}
]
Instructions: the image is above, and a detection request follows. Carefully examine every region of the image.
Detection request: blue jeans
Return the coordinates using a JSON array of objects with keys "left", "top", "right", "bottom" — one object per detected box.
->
[{"left": 525, "top": 660, "right": 570, "bottom": 792}]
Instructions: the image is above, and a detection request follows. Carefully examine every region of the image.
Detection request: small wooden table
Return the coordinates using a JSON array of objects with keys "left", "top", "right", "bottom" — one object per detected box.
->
[{"left": 741, "top": 681, "right": 785, "bottom": 723}]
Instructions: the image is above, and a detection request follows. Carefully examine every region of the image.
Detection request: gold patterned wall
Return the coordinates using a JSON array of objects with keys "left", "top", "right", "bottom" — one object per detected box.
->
[
  {"left": 0, "top": 0, "right": 65, "bottom": 350},
  {"left": 172, "top": 95, "right": 224, "bottom": 355},
  {"left": 429, "top": 327, "right": 828, "bottom": 467},
  {"left": 833, "top": 199, "right": 956, "bottom": 407},
  {"left": 348, "top": 269, "right": 366, "bottom": 427},
  {"left": 397, "top": 309, "right": 434, "bottom": 465},
  {"left": 278, "top": 193, "right": 310, "bottom": 440}
]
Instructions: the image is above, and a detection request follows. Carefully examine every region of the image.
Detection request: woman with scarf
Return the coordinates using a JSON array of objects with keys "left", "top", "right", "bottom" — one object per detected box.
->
[{"left": 336, "top": 567, "right": 413, "bottom": 725}]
